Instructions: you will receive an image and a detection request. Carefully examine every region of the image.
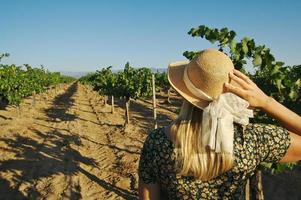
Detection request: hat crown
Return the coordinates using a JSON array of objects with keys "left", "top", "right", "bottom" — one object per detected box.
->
[{"left": 187, "top": 49, "right": 234, "bottom": 99}]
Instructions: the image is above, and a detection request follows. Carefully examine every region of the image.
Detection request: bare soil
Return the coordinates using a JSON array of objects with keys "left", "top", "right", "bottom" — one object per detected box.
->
[
  {"left": 0, "top": 82, "right": 300, "bottom": 200},
  {"left": 0, "top": 82, "right": 177, "bottom": 200}
]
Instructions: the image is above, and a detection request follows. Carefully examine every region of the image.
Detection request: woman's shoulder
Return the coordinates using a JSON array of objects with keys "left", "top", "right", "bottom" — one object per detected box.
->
[
  {"left": 234, "top": 122, "right": 290, "bottom": 163},
  {"left": 142, "top": 127, "right": 173, "bottom": 151},
  {"left": 243, "top": 122, "right": 288, "bottom": 138},
  {"left": 146, "top": 127, "right": 167, "bottom": 140},
  {"left": 233, "top": 122, "right": 290, "bottom": 148},
  {"left": 234, "top": 122, "right": 286, "bottom": 135},
  {"left": 139, "top": 127, "right": 168, "bottom": 184}
]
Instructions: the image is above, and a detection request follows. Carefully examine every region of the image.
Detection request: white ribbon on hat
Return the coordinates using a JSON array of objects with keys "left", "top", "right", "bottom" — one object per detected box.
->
[{"left": 183, "top": 67, "right": 253, "bottom": 154}]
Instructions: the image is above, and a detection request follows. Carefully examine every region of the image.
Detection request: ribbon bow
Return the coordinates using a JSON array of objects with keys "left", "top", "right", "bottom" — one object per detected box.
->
[{"left": 201, "top": 93, "right": 253, "bottom": 153}]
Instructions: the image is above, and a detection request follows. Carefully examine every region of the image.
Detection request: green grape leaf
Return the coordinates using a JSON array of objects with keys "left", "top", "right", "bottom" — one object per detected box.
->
[{"left": 253, "top": 54, "right": 262, "bottom": 66}]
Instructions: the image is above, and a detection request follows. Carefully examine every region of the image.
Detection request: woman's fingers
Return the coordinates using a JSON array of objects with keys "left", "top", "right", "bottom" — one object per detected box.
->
[
  {"left": 226, "top": 70, "right": 268, "bottom": 108},
  {"left": 233, "top": 69, "right": 253, "bottom": 84},
  {"left": 225, "top": 82, "right": 247, "bottom": 99},
  {"left": 229, "top": 72, "right": 250, "bottom": 89}
]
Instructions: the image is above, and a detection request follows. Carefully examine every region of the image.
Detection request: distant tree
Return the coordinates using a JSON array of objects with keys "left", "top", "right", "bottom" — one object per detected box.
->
[{"left": 0, "top": 53, "right": 9, "bottom": 62}]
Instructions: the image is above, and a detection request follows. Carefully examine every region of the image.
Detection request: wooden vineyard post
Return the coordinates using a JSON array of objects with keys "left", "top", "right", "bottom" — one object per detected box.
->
[
  {"left": 17, "top": 106, "right": 21, "bottom": 118},
  {"left": 152, "top": 74, "right": 157, "bottom": 129},
  {"left": 250, "top": 170, "right": 264, "bottom": 200},
  {"left": 104, "top": 95, "right": 108, "bottom": 106},
  {"left": 125, "top": 97, "right": 130, "bottom": 125},
  {"left": 111, "top": 95, "right": 114, "bottom": 114},
  {"left": 32, "top": 91, "right": 36, "bottom": 107},
  {"left": 0, "top": 96, "right": 3, "bottom": 109},
  {"left": 245, "top": 179, "right": 250, "bottom": 200}
]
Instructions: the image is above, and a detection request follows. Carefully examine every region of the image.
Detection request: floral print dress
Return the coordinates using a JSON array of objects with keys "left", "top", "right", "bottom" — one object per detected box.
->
[{"left": 138, "top": 123, "right": 291, "bottom": 199}]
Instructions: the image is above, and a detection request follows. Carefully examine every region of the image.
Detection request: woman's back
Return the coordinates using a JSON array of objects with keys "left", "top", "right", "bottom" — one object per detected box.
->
[
  {"left": 138, "top": 49, "right": 301, "bottom": 199},
  {"left": 139, "top": 123, "right": 290, "bottom": 199}
]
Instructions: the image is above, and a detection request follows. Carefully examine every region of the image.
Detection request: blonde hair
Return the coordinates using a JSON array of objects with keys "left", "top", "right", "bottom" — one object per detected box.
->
[{"left": 171, "top": 100, "right": 235, "bottom": 181}]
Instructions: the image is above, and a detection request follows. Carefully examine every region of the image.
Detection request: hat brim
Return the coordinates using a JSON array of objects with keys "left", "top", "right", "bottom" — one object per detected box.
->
[{"left": 168, "top": 61, "right": 210, "bottom": 109}]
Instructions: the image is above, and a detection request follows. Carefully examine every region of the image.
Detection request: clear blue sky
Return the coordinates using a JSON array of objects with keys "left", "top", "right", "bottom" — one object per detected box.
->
[{"left": 1, "top": 0, "right": 301, "bottom": 72}]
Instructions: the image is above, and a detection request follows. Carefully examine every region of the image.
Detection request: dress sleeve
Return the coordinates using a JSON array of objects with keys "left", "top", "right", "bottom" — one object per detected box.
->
[
  {"left": 138, "top": 132, "right": 158, "bottom": 184},
  {"left": 245, "top": 123, "right": 291, "bottom": 163}
]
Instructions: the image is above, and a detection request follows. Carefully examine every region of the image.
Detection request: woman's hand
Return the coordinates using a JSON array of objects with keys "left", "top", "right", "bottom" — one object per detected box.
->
[
  {"left": 225, "top": 69, "right": 301, "bottom": 145},
  {"left": 224, "top": 69, "right": 271, "bottom": 109}
]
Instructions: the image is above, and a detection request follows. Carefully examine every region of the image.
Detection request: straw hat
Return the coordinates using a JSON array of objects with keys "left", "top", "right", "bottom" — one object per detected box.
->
[{"left": 168, "top": 49, "right": 240, "bottom": 109}]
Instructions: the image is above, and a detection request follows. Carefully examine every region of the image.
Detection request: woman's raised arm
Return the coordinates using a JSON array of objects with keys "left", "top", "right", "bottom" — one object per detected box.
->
[
  {"left": 225, "top": 69, "right": 301, "bottom": 163},
  {"left": 225, "top": 69, "right": 301, "bottom": 135}
]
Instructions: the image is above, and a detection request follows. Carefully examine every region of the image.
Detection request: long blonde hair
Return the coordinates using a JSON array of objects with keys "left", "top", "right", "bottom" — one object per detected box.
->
[{"left": 170, "top": 100, "right": 235, "bottom": 181}]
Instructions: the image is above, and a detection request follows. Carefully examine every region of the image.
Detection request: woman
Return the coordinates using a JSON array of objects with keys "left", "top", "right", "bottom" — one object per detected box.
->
[{"left": 138, "top": 49, "right": 301, "bottom": 199}]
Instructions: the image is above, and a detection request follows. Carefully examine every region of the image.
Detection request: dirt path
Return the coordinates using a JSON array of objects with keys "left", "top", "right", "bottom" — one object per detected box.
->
[
  {"left": 0, "top": 82, "right": 177, "bottom": 200},
  {"left": 0, "top": 82, "right": 301, "bottom": 200}
]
